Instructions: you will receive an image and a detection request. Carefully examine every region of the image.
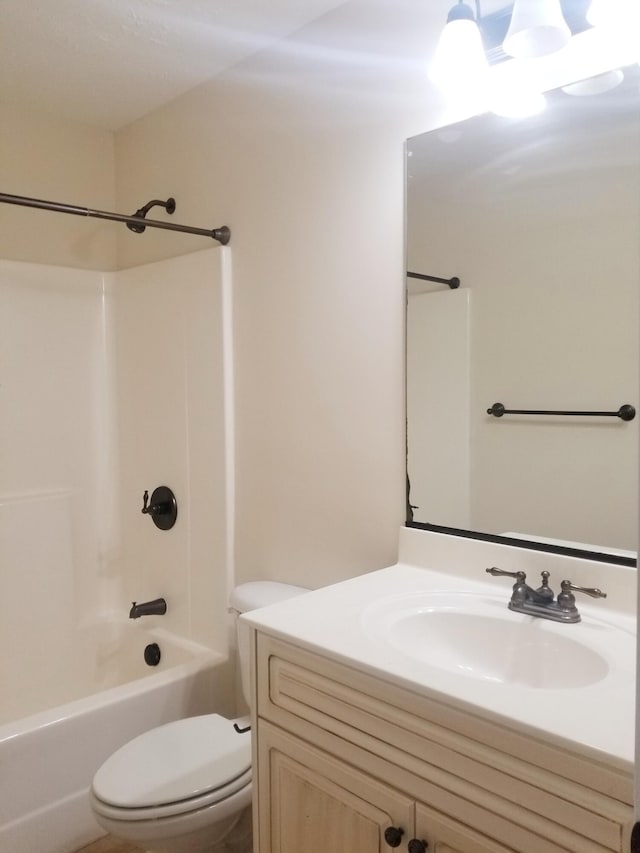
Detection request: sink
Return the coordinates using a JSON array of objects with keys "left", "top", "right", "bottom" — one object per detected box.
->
[
  {"left": 245, "top": 560, "right": 636, "bottom": 762},
  {"left": 362, "top": 591, "right": 611, "bottom": 689}
]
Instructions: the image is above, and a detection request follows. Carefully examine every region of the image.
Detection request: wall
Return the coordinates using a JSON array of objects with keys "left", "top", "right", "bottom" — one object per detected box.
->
[
  {"left": 110, "top": 248, "right": 232, "bottom": 650},
  {"left": 114, "top": 1, "right": 450, "bottom": 588},
  {"left": 0, "top": 250, "right": 231, "bottom": 727},
  {"left": 0, "top": 103, "right": 117, "bottom": 270},
  {"left": 0, "top": 260, "right": 108, "bottom": 718}
]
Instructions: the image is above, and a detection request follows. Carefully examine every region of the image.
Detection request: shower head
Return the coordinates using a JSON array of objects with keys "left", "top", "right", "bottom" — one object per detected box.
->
[{"left": 126, "top": 197, "right": 176, "bottom": 233}]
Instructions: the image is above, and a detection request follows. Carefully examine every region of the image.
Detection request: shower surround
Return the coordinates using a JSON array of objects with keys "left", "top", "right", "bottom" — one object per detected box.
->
[{"left": 0, "top": 247, "right": 235, "bottom": 852}]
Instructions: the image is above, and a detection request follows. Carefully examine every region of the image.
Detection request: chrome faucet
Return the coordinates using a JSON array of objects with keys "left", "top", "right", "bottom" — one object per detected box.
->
[
  {"left": 486, "top": 568, "right": 606, "bottom": 623},
  {"left": 129, "top": 597, "right": 167, "bottom": 619}
]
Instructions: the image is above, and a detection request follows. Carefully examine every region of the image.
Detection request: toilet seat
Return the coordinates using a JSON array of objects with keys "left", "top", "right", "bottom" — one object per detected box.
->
[{"left": 91, "top": 714, "right": 251, "bottom": 821}]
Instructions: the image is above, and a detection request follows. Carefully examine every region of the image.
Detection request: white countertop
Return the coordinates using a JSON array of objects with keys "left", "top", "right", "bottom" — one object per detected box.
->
[{"left": 244, "top": 535, "right": 636, "bottom": 772}]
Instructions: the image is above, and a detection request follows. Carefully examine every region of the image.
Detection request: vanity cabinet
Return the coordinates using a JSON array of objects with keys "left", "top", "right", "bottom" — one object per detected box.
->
[
  {"left": 253, "top": 634, "right": 633, "bottom": 853},
  {"left": 259, "top": 722, "right": 508, "bottom": 853},
  {"left": 259, "top": 722, "right": 415, "bottom": 853}
]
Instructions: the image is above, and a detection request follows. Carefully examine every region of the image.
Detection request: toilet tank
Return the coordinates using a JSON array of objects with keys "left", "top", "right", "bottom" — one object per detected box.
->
[{"left": 229, "top": 582, "right": 308, "bottom": 704}]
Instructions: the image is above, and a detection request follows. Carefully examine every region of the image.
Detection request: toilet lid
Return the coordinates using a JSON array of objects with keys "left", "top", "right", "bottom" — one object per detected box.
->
[{"left": 92, "top": 714, "right": 251, "bottom": 809}]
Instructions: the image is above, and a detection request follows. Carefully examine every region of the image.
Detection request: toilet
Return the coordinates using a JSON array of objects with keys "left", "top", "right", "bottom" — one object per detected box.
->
[{"left": 90, "top": 582, "right": 307, "bottom": 853}]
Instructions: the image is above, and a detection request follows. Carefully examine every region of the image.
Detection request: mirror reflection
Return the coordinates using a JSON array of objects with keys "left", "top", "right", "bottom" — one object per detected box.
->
[{"left": 406, "top": 65, "right": 640, "bottom": 559}]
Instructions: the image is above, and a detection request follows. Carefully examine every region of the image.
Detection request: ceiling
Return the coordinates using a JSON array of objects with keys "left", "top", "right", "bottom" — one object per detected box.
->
[
  {"left": 0, "top": 0, "right": 351, "bottom": 130},
  {"left": 0, "top": 0, "right": 522, "bottom": 132}
]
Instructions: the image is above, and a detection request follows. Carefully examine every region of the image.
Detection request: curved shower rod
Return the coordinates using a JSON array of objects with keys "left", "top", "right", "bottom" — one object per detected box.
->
[{"left": 0, "top": 191, "right": 230, "bottom": 245}]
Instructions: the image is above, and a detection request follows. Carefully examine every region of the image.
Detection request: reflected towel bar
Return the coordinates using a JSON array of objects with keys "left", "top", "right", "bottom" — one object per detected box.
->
[
  {"left": 407, "top": 271, "right": 460, "bottom": 289},
  {"left": 487, "top": 403, "right": 636, "bottom": 421}
]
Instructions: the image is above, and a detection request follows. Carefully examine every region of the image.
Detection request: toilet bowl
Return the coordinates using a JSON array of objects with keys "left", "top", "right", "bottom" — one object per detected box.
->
[{"left": 90, "top": 582, "right": 307, "bottom": 853}]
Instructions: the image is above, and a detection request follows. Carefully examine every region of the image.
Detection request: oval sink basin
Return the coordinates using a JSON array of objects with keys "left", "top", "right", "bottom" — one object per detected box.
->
[{"left": 362, "top": 592, "right": 611, "bottom": 689}]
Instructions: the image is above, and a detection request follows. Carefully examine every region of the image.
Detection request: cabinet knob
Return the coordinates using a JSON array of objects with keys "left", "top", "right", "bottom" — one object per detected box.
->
[
  {"left": 408, "top": 840, "right": 428, "bottom": 853},
  {"left": 384, "top": 826, "right": 404, "bottom": 848}
]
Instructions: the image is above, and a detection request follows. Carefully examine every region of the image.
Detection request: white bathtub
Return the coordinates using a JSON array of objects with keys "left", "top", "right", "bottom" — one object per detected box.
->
[{"left": 0, "top": 622, "right": 227, "bottom": 853}]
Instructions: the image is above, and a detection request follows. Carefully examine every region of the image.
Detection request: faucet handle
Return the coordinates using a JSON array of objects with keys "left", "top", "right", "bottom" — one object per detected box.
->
[
  {"left": 560, "top": 580, "right": 607, "bottom": 600},
  {"left": 141, "top": 486, "right": 178, "bottom": 530},
  {"left": 486, "top": 567, "right": 526, "bottom": 581},
  {"left": 534, "top": 570, "right": 555, "bottom": 602}
]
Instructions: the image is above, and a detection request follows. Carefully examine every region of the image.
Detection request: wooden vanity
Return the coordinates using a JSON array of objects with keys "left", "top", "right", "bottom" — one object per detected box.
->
[
  {"left": 251, "top": 633, "right": 633, "bottom": 853},
  {"left": 245, "top": 529, "right": 636, "bottom": 853}
]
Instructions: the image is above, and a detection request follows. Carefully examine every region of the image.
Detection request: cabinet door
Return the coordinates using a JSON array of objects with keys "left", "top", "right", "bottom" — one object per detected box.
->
[
  {"left": 416, "top": 803, "right": 516, "bottom": 853},
  {"left": 258, "top": 721, "right": 414, "bottom": 853}
]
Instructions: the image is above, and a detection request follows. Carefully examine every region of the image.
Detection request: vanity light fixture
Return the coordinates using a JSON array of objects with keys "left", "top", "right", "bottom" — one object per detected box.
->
[
  {"left": 429, "top": 0, "right": 556, "bottom": 115},
  {"left": 430, "top": 0, "right": 572, "bottom": 90},
  {"left": 429, "top": 0, "right": 636, "bottom": 116}
]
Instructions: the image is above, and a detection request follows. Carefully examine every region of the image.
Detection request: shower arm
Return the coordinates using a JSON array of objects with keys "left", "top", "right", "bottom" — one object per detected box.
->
[
  {"left": 126, "top": 197, "right": 176, "bottom": 233},
  {"left": 0, "top": 191, "right": 230, "bottom": 245}
]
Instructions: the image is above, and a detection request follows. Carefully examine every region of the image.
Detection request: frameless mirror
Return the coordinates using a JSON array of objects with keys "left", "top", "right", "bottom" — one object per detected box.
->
[{"left": 406, "top": 65, "right": 640, "bottom": 565}]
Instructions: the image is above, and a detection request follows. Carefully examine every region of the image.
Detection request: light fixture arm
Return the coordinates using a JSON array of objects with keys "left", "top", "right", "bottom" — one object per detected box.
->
[{"left": 447, "top": 0, "right": 482, "bottom": 23}]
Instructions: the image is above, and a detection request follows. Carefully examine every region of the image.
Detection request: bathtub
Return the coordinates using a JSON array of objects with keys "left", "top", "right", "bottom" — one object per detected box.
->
[{"left": 0, "top": 621, "right": 228, "bottom": 853}]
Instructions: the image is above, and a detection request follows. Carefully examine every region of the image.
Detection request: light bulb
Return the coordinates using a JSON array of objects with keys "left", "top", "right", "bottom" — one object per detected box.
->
[
  {"left": 429, "top": 18, "right": 489, "bottom": 94},
  {"left": 587, "top": 0, "right": 640, "bottom": 66},
  {"left": 587, "top": 0, "right": 639, "bottom": 29},
  {"left": 488, "top": 63, "right": 547, "bottom": 117}
]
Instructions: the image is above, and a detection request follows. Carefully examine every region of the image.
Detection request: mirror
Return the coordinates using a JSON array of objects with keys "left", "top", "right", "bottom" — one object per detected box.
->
[{"left": 406, "top": 65, "right": 640, "bottom": 565}]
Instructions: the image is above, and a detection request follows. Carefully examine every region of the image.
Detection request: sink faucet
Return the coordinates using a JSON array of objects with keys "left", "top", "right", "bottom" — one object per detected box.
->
[
  {"left": 486, "top": 568, "right": 606, "bottom": 623},
  {"left": 129, "top": 597, "right": 167, "bottom": 619}
]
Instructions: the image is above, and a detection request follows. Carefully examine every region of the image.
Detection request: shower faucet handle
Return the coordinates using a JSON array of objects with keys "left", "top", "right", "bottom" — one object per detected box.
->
[
  {"left": 141, "top": 490, "right": 156, "bottom": 514},
  {"left": 141, "top": 486, "right": 178, "bottom": 530},
  {"left": 141, "top": 489, "right": 169, "bottom": 515}
]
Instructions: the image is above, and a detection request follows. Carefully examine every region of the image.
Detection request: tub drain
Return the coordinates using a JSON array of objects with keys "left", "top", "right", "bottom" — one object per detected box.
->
[{"left": 144, "top": 643, "right": 161, "bottom": 666}]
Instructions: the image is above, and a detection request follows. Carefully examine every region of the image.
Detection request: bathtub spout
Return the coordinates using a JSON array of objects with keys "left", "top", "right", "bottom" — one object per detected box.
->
[{"left": 129, "top": 598, "right": 167, "bottom": 619}]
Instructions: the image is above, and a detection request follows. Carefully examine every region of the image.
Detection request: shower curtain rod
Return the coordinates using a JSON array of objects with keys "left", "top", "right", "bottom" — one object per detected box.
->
[
  {"left": 407, "top": 271, "right": 460, "bottom": 289},
  {"left": 0, "top": 191, "right": 231, "bottom": 245}
]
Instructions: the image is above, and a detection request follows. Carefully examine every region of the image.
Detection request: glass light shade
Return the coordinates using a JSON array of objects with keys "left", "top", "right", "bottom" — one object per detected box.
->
[
  {"left": 504, "top": 0, "right": 571, "bottom": 59},
  {"left": 429, "top": 18, "right": 489, "bottom": 93}
]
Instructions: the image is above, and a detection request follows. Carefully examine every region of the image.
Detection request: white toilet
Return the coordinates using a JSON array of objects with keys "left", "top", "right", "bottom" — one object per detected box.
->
[{"left": 90, "top": 582, "right": 307, "bottom": 853}]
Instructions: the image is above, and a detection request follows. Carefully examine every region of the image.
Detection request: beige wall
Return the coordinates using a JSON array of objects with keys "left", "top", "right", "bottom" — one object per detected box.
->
[
  {"left": 114, "top": 3, "right": 447, "bottom": 587},
  {"left": 0, "top": 104, "right": 117, "bottom": 270},
  {"left": 0, "top": 260, "right": 108, "bottom": 718},
  {"left": 110, "top": 249, "right": 232, "bottom": 650}
]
